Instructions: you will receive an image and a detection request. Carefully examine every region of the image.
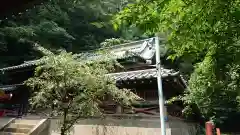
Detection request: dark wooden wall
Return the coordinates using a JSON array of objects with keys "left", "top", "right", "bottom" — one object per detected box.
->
[
  {"left": 117, "top": 77, "right": 184, "bottom": 100},
  {"left": 0, "top": 66, "right": 35, "bottom": 85},
  {"left": 0, "top": 85, "right": 30, "bottom": 116}
]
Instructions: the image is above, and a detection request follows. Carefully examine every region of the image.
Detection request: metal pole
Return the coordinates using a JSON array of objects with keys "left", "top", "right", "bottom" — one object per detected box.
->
[{"left": 155, "top": 35, "right": 166, "bottom": 135}]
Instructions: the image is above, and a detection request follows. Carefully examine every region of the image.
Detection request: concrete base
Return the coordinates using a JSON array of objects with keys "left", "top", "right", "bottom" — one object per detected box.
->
[
  {"left": 52, "top": 125, "right": 196, "bottom": 135},
  {"left": 0, "top": 117, "right": 14, "bottom": 129},
  {"left": 22, "top": 114, "right": 198, "bottom": 135},
  {"left": 49, "top": 116, "right": 197, "bottom": 135},
  {"left": 0, "top": 117, "right": 50, "bottom": 135}
]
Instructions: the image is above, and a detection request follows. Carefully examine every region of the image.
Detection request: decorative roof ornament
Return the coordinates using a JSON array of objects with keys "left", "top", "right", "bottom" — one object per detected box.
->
[{"left": 76, "top": 38, "right": 156, "bottom": 62}]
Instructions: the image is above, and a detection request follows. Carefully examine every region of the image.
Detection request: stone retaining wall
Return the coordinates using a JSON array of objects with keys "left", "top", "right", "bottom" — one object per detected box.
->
[{"left": 49, "top": 116, "right": 198, "bottom": 135}]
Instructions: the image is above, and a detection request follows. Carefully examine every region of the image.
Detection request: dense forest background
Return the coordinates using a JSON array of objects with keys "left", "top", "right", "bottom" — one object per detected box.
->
[
  {"left": 1, "top": 0, "right": 240, "bottom": 132},
  {"left": 0, "top": 0, "right": 147, "bottom": 68}
]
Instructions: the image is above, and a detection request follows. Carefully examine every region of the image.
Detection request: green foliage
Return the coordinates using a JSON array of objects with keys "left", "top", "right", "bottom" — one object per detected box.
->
[
  {"left": 100, "top": 38, "right": 131, "bottom": 47},
  {"left": 24, "top": 52, "right": 139, "bottom": 135},
  {"left": 0, "top": 0, "right": 136, "bottom": 68},
  {"left": 114, "top": 0, "right": 240, "bottom": 125}
]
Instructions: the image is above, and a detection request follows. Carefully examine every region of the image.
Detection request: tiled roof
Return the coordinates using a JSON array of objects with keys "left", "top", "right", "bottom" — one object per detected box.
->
[
  {"left": 0, "top": 59, "right": 43, "bottom": 72},
  {"left": 107, "top": 68, "right": 179, "bottom": 81},
  {"left": 0, "top": 69, "right": 183, "bottom": 91},
  {"left": 0, "top": 38, "right": 156, "bottom": 72},
  {"left": 76, "top": 38, "right": 155, "bottom": 61},
  {"left": 0, "top": 84, "right": 23, "bottom": 91}
]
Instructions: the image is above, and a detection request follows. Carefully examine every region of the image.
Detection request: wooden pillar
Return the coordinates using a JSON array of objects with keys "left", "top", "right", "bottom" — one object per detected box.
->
[{"left": 206, "top": 121, "right": 214, "bottom": 135}]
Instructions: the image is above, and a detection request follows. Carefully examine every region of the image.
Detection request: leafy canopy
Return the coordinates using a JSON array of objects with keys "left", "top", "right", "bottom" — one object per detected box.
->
[
  {"left": 0, "top": 0, "right": 135, "bottom": 68},
  {"left": 25, "top": 52, "right": 139, "bottom": 135},
  {"left": 114, "top": 0, "right": 240, "bottom": 124}
]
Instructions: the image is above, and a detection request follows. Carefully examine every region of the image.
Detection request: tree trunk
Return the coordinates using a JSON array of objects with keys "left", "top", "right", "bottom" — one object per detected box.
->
[
  {"left": 50, "top": 103, "right": 54, "bottom": 117},
  {"left": 61, "top": 107, "right": 68, "bottom": 135}
]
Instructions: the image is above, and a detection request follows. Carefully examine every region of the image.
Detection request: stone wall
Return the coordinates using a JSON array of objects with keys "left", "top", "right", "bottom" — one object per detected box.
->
[
  {"left": 0, "top": 117, "right": 14, "bottom": 129},
  {"left": 50, "top": 116, "right": 198, "bottom": 135}
]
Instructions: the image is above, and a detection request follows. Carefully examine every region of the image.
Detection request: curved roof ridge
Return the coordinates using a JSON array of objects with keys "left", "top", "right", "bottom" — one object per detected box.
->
[{"left": 0, "top": 38, "right": 158, "bottom": 71}]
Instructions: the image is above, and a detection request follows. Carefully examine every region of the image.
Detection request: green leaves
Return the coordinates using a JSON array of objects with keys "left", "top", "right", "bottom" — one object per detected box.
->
[
  {"left": 1, "top": 26, "right": 35, "bottom": 39},
  {"left": 25, "top": 52, "right": 138, "bottom": 134},
  {"left": 114, "top": 0, "right": 240, "bottom": 125},
  {"left": 100, "top": 38, "right": 130, "bottom": 47},
  {"left": 0, "top": 0, "right": 134, "bottom": 68}
]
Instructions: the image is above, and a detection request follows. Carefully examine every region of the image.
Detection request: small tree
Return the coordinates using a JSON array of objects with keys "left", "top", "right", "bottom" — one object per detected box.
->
[{"left": 25, "top": 52, "right": 139, "bottom": 135}]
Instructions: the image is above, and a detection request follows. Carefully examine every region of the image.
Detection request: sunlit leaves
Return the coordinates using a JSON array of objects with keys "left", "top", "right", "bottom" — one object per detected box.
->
[
  {"left": 24, "top": 52, "right": 138, "bottom": 134},
  {"left": 114, "top": 0, "right": 240, "bottom": 124},
  {"left": 100, "top": 38, "right": 130, "bottom": 47}
]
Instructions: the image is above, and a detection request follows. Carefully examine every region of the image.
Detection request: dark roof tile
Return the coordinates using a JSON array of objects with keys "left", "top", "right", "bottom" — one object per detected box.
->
[{"left": 107, "top": 68, "right": 179, "bottom": 81}]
